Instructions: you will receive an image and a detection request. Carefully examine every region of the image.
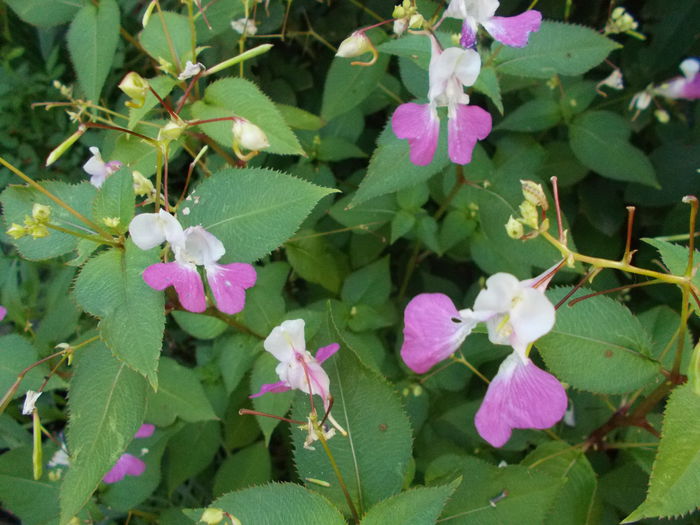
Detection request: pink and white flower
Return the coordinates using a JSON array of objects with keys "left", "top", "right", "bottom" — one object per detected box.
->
[
  {"left": 103, "top": 423, "right": 155, "bottom": 484},
  {"left": 392, "top": 36, "right": 492, "bottom": 166},
  {"left": 83, "top": 147, "right": 123, "bottom": 188},
  {"left": 654, "top": 58, "right": 700, "bottom": 100},
  {"left": 0, "top": 305, "right": 6, "bottom": 321},
  {"left": 444, "top": 0, "right": 542, "bottom": 49},
  {"left": 250, "top": 319, "right": 339, "bottom": 411},
  {"left": 129, "top": 211, "right": 256, "bottom": 315}
]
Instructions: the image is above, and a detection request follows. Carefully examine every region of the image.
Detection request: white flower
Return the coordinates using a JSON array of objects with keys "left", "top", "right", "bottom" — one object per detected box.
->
[
  {"left": 178, "top": 61, "right": 205, "bottom": 80},
  {"left": 22, "top": 390, "right": 42, "bottom": 415},
  {"left": 599, "top": 69, "right": 624, "bottom": 91},
  {"left": 231, "top": 18, "right": 257, "bottom": 36},
  {"left": 48, "top": 447, "right": 71, "bottom": 468},
  {"left": 83, "top": 147, "right": 123, "bottom": 188},
  {"left": 232, "top": 119, "right": 270, "bottom": 151},
  {"left": 128, "top": 209, "right": 185, "bottom": 250}
]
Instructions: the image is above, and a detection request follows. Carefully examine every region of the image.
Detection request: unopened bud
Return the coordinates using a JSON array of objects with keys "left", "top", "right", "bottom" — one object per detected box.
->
[
  {"left": 336, "top": 31, "right": 373, "bottom": 59},
  {"left": 200, "top": 508, "right": 225, "bottom": 524},
  {"left": 119, "top": 72, "right": 149, "bottom": 109},
  {"left": 46, "top": 125, "right": 87, "bottom": 166},
  {"left": 132, "top": 171, "right": 155, "bottom": 197},
  {"left": 32, "top": 204, "right": 51, "bottom": 223},
  {"left": 102, "top": 217, "right": 120, "bottom": 228},
  {"left": 393, "top": 18, "right": 408, "bottom": 36},
  {"left": 505, "top": 216, "right": 524, "bottom": 239},
  {"left": 654, "top": 109, "right": 670, "bottom": 124},
  {"left": 24, "top": 217, "right": 49, "bottom": 239},
  {"left": 142, "top": 0, "right": 156, "bottom": 27},
  {"left": 22, "top": 390, "right": 42, "bottom": 415},
  {"left": 232, "top": 119, "right": 270, "bottom": 151},
  {"left": 519, "top": 201, "right": 539, "bottom": 229},
  {"left": 7, "top": 223, "right": 27, "bottom": 239},
  {"left": 630, "top": 90, "right": 652, "bottom": 112},
  {"left": 408, "top": 14, "right": 424, "bottom": 29},
  {"left": 158, "top": 119, "right": 187, "bottom": 143},
  {"left": 521, "top": 180, "right": 548, "bottom": 210}
]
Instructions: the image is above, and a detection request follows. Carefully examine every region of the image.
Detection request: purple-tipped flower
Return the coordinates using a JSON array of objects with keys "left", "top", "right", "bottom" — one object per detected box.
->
[
  {"left": 251, "top": 319, "right": 339, "bottom": 411},
  {"left": 654, "top": 58, "right": 700, "bottom": 100},
  {"left": 445, "top": 0, "right": 542, "bottom": 49},
  {"left": 392, "top": 35, "right": 492, "bottom": 166},
  {"left": 0, "top": 306, "right": 6, "bottom": 321},
  {"left": 83, "top": 147, "right": 123, "bottom": 188},
  {"left": 129, "top": 211, "right": 256, "bottom": 315},
  {"left": 103, "top": 423, "right": 155, "bottom": 484}
]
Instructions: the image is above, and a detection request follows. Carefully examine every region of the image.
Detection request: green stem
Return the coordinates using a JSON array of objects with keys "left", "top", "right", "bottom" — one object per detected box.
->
[
  {"left": 155, "top": 146, "right": 164, "bottom": 211},
  {"left": 45, "top": 223, "right": 119, "bottom": 247}
]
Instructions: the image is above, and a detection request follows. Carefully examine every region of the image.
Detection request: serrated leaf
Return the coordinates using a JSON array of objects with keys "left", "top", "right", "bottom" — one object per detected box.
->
[
  {"left": 360, "top": 482, "right": 458, "bottom": 525},
  {"left": 569, "top": 111, "right": 657, "bottom": 187},
  {"left": 624, "top": 384, "right": 700, "bottom": 521},
  {"left": 329, "top": 193, "right": 397, "bottom": 231},
  {"left": 66, "top": 0, "right": 120, "bottom": 103},
  {"left": 72, "top": 241, "right": 165, "bottom": 387},
  {"left": 291, "top": 341, "right": 412, "bottom": 513},
  {"left": 186, "top": 482, "right": 346, "bottom": 524},
  {"left": 0, "top": 181, "right": 96, "bottom": 261},
  {"left": 217, "top": 334, "right": 261, "bottom": 394},
  {"left": 171, "top": 311, "right": 228, "bottom": 340},
  {"left": 277, "top": 104, "right": 324, "bottom": 130},
  {"left": 643, "top": 238, "right": 700, "bottom": 314},
  {"left": 60, "top": 340, "right": 148, "bottom": 523},
  {"left": 191, "top": 78, "right": 303, "bottom": 155},
  {"left": 286, "top": 232, "right": 349, "bottom": 293},
  {"left": 341, "top": 256, "right": 390, "bottom": 306},
  {"left": 179, "top": 168, "right": 335, "bottom": 263},
  {"left": 139, "top": 11, "right": 193, "bottom": 67},
  {"left": 321, "top": 55, "right": 389, "bottom": 121},
  {"left": 495, "top": 21, "right": 620, "bottom": 78},
  {"left": 92, "top": 168, "right": 135, "bottom": 234},
  {"left": 166, "top": 421, "right": 220, "bottom": 493},
  {"left": 0, "top": 334, "right": 59, "bottom": 401},
  {"left": 473, "top": 66, "right": 503, "bottom": 114},
  {"left": 497, "top": 99, "right": 561, "bottom": 132},
  {"left": 539, "top": 287, "right": 660, "bottom": 394},
  {"left": 213, "top": 442, "right": 272, "bottom": 496},
  {"left": 5, "top": 0, "right": 85, "bottom": 27}
]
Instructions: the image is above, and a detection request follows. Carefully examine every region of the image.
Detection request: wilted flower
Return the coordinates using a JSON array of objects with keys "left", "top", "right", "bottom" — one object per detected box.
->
[
  {"left": 103, "top": 424, "right": 155, "bottom": 484},
  {"left": 22, "top": 390, "right": 42, "bottom": 415},
  {"left": 231, "top": 18, "right": 257, "bottom": 36},
  {"left": 598, "top": 69, "right": 624, "bottom": 91},
  {"left": 83, "top": 147, "right": 123, "bottom": 188},
  {"left": 178, "top": 60, "right": 205, "bottom": 80},
  {"left": 129, "top": 210, "right": 257, "bottom": 315}
]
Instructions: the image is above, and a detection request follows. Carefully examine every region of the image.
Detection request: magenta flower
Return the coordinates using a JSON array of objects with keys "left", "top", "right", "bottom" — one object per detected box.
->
[
  {"left": 103, "top": 423, "right": 155, "bottom": 484},
  {"left": 128, "top": 210, "right": 257, "bottom": 315},
  {"left": 250, "top": 319, "right": 339, "bottom": 411},
  {"left": 654, "top": 58, "right": 700, "bottom": 100},
  {"left": 83, "top": 147, "right": 123, "bottom": 188},
  {"left": 444, "top": 0, "right": 542, "bottom": 49},
  {"left": 0, "top": 306, "right": 6, "bottom": 321},
  {"left": 392, "top": 36, "right": 492, "bottom": 166}
]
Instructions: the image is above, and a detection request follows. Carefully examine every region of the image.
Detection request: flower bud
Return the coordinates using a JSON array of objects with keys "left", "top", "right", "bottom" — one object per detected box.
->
[
  {"left": 158, "top": 119, "right": 187, "bottom": 143},
  {"left": 32, "top": 204, "right": 51, "bottom": 223},
  {"left": 336, "top": 31, "right": 372, "bottom": 59},
  {"left": 119, "top": 72, "right": 149, "bottom": 109},
  {"left": 178, "top": 60, "right": 205, "bottom": 81},
  {"left": 103, "top": 217, "right": 120, "bottom": 228},
  {"left": 654, "top": 109, "right": 670, "bottom": 124},
  {"left": 505, "top": 215, "right": 524, "bottom": 239},
  {"left": 408, "top": 14, "right": 424, "bottom": 29},
  {"left": 132, "top": 171, "right": 155, "bottom": 197},
  {"left": 7, "top": 223, "right": 27, "bottom": 239},
  {"left": 521, "top": 180, "right": 548, "bottom": 210},
  {"left": 519, "top": 201, "right": 539, "bottom": 229},
  {"left": 46, "top": 125, "right": 87, "bottom": 167},
  {"left": 199, "top": 508, "right": 225, "bottom": 524},
  {"left": 232, "top": 119, "right": 270, "bottom": 151},
  {"left": 393, "top": 18, "right": 408, "bottom": 36}
]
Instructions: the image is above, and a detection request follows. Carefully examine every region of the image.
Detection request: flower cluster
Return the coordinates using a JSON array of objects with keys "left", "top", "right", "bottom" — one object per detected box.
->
[
  {"left": 129, "top": 210, "right": 257, "bottom": 315},
  {"left": 401, "top": 262, "right": 567, "bottom": 447}
]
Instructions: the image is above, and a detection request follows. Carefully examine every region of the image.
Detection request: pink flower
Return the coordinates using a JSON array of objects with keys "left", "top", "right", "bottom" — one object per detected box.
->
[
  {"left": 444, "top": 0, "right": 542, "bottom": 49},
  {"left": 128, "top": 211, "right": 256, "bottom": 315},
  {"left": 0, "top": 306, "right": 6, "bottom": 321},
  {"left": 103, "top": 424, "right": 155, "bottom": 484},
  {"left": 250, "top": 319, "right": 339, "bottom": 411},
  {"left": 83, "top": 147, "right": 123, "bottom": 188},
  {"left": 654, "top": 58, "right": 700, "bottom": 100},
  {"left": 392, "top": 36, "right": 492, "bottom": 166}
]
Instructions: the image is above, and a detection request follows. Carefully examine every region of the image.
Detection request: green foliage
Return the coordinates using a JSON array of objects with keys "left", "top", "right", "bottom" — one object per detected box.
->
[
  {"left": 166, "top": 421, "right": 220, "bottom": 493},
  {"left": 139, "top": 12, "right": 193, "bottom": 67},
  {"left": 360, "top": 481, "right": 459, "bottom": 525},
  {"left": 213, "top": 442, "right": 272, "bottom": 496},
  {"left": 497, "top": 99, "right": 561, "bottom": 132},
  {"left": 92, "top": 168, "right": 135, "bottom": 234},
  {"left": 66, "top": 0, "right": 120, "bottom": 103},
  {"left": 250, "top": 352, "right": 294, "bottom": 445},
  {"left": 6, "top": 0, "right": 85, "bottom": 27},
  {"left": 0, "top": 334, "right": 59, "bottom": 398},
  {"left": 286, "top": 232, "right": 349, "bottom": 293}
]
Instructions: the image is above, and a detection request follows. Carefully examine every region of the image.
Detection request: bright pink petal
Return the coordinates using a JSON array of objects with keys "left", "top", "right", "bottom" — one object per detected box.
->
[
  {"left": 315, "top": 343, "right": 340, "bottom": 364},
  {"left": 460, "top": 21, "right": 477, "bottom": 48},
  {"left": 134, "top": 424, "right": 155, "bottom": 438},
  {"left": 482, "top": 10, "right": 542, "bottom": 48},
  {"left": 205, "top": 263, "right": 257, "bottom": 315},
  {"left": 143, "top": 262, "right": 206, "bottom": 313},
  {"left": 401, "top": 293, "right": 476, "bottom": 374},
  {"left": 249, "top": 381, "right": 291, "bottom": 398},
  {"left": 681, "top": 75, "right": 700, "bottom": 99},
  {"left": 448, "top": 104, "right": 492, "bottom": 165},
  {"left": 0, "top": 306, "right": 6, "bottom": 321},
  {"left": 392, "top": 103, "right": 440, "bottom": 166},
  {"left": 103, "top": 453, "right": 146, "bottom": 484},
  {"left": 474, "top": 352, "right": 567, "bottom": 447}
]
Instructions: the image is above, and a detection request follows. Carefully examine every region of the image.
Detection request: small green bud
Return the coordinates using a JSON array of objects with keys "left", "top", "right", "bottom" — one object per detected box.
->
[
  {"left": 158, "top": 119, "right": 187, "bottom": 143},
  {"left": 32, "top": 203, "right": 51, "bottom": 223},
  {"left": 7, "top": 223, "right": 27, "bottom": 239},
  {"left": 505, "top": 215, "right": 524, "bottom": 239},
  {"left": 199, "top": 508, "right": 225, "bottom": 524},
  {"left": 118, "top": 72, "right": 149, "bottom": 109},
  {"left": 520, "top": 179, "right": 548, "bottom": 210},
  {"left": 519, "top": 201, "right": 539, "bottom": 229}
]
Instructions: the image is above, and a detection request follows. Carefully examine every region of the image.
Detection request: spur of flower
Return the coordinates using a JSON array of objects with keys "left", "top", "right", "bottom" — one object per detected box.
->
[
  {"left": 392, "top": 34, "right": 492, "bottom": 166},
  {"left": 103, "top": 424, "right": 155, "bottom": 484},
  {"left": 400, "top": 263, "right": 567, "bottom": 447},
  {"left": 129, "top": 210, "right": 257, "bottom": 314},
  {"left": 443, "top": 0, "right": 542, "bottom": 49}
]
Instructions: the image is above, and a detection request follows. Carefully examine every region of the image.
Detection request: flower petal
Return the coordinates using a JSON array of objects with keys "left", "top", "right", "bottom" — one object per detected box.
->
[
  {"left": 475, "top": 352, "right": 567, "bottom": 447},
  {"left": 460, "top": 20, "right": 477, "bottom": 48},
  {"left": 482, "top": 10, "right": 542, "bottom": 48},
  {"left": 129, "top": 210, "right": 184, "bottom": 251},
  {"left": 315, "top": 343, "right": 340, "bottom": 364},
  {"left": 392, "top": 103, "right": 440, "bottom": 166},
  {"left": 264, "top": 319, "right": 306, "bottom": 362},
  {"left": 205, "top": 263, "right": 257, "bottom": 315},
  {"left": 134, "top": 423, "right": 155, "bottom": 438},
  {"left": 447, "top": 104, "right": 492, "bottom": 165},
  {"left": 509, "top": 287, "right": 555, "bottom": 345},
  {"left": 401, "top": 293, "right": 476, "bottom": 374},
  {"left": 0, "top": 306, "right": 6, "bottom": 321},
  {"left": 143, "top": 262, "right": 206, "bottom": 313},
  {"left": 180, "top": 226, "right": 226, "bottom": 266},
  {"left": 474, "top": 272, "right": 521, "bottom": 313},
  {"left": 103, "top": 453, "right": 146, "bottom": 484},
  {"left": 250, "top": 380, "right": 292, "bottom": 398}
]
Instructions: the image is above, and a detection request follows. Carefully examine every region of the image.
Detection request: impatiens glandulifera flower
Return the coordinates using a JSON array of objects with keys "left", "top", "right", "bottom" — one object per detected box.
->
[
  {"left": 129, "top": 211, "right": 257, "bottom": 315},
  {"left": 654, "top": 58, "right": 700, "bottom": 100},
  {"left": 103, "top": 423, "right": 155, "bottom": 484},
  {"left": 444, "top": 0, "right": 542, "bottom": 49},
  {"left": 0, "top": 305, "right": 6, "bottom": 321},
  {"left": 250, "top": 319, "right": 339, "bottom": 411},
  {"left": 83, "top": 147, "right": 123, "bottom": 188},
  {"left": 392, "top": 35, "right": 492, "bottom": 166}
]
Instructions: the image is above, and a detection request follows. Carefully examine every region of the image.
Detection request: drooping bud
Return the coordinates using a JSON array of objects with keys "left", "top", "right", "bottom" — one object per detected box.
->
[
  {"left": 630, "top": 90, "right": 652, "bottom": 112},
  {"left": 32, "top": 204, "right": 51, "bottom": 223},
  {"left": 519, "top": 201, "right": 539, "bottom": 229},
  {"left": 654, "top": 109, "right": 670, "bottom": 124},
  {"left": 199, "top": 508, "right": 225, "bottom": 525},
  {"left": 118, "top": 72, "right": 149, "bottom": 109},
  {"left": 132, "top": 171, "right": 155, "bottom": 197},
  {"left": 408, "top": 14, "right": 424, "bottom": 29},
  {"left": 7, "top": 223, "right": 27, "bottom": 239},
  {"left": 521, "top": 180, "right": 548, "bottom": 210},
  {"left": 505, "top": 215, "right": 524, "bottom": 239},
  {"left": 46, "top": 125, "right": 87, "bottom": 167},
  {"left": 232, "top": 119, "right": 270, "bottom": 152},
  {"left": 599, "top": 69, "right": 624, "bottom": 91},
  {"left": 336, "top": 31, "right": 373, "bottom": 59},
  {"left": 158, "top": 119, "right": 187, "bottom": 143}
]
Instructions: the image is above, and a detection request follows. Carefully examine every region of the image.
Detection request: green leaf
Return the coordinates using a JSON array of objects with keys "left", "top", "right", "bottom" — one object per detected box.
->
[
  {"left": 188, "top": 482, "right": 346, "bottom": 524},
  {"left": 72, "top": 241, "right": 165, "bottom": 387},
  {"left": 495, "top": 21, "right": 620, "bottom": 78},
  {"left": 171, "top": 311, "right": 228, "bottom": 340},
  {"left": 329, "top": 193, "right": 397, "bottom": 231},
  {"left": 251, "top": 352, "right": 294, "bottom": 445},
  {"left": 66, "top": 0, "right": 120, "bottom": 103},
  {"left": 317, "top": 137, "right": 367, "bottom": 162},
  {"left": 146, "top": 357, "right": 217, "bottom": 424},
  {"left": 217, "top": 334, "right": 261, "bottom": 394},
  {"left": 213, "top": 442, "right": 272, "bottom": 496},
  {"left": 352, "top": 123, "right": 450, "bottom": 206},
  {"left": 0, "top": 334, "right": 58, "bottom": 401},
  {"left": 128, "top": 76, "right": 178, "bottom": 129},
  {"left": 291, "top": 344, "right": 413, "bottom": 513},
  {"left": 321, "top": 55, "right": 389, "bottom": 121},
  {"left": 286, "top": 232, "right": 350, "bottom": 293},
  {"left": 166, "top": 421, "right": 220, "bottom": 493},
  {"left": 191, "top": 78, "right": 303, "bottom": 155},
  {"left": 60, "top": 340, "right": 148, "bottom": 523},
  {"left": 6, "top": 0, "right": 85, "bottom": 27},
  {"left": 179, "top": 168, "right": 335, "bottom": 263},
  {"left": 473, "top": 66, "right": 503, "bottom": 114},
  {"left": 360, "top": 482, "right": 459, "bottom": 525},
  {"left": 624, "top": 384, "right": 700, "bottom": 521},
  {"left": 391, "top": 210, "right": 416, "bottom": 243},
  {"left": 497, "top": 99, "right": 561, "bottom": 132},
  {"left": 538, "top": 287, "right": 660, "bottom": 394},
  {"left": 426, "top": 455, "right": 563, "bottom": 524},
  {"left": 643, "top": 238, "right": 700, "bottom": 314},
  {"left": 277, "top": 104, "right": 324, "bottom": 130},
  {"left": 569, "top": 111, "right": 657, "bottom": 187},
  {"left": 35, "top": 267, "right": 82, "bottom": 348},
  {"left": 139, "top": 11, "right": 193, "bottom": 67},
  {"left": 0, "top": 181, "right": 96, "bottom": 261},
  {"left": 341, "top": 256, "right": 390, "bottom": 306},
  {"left": 92, "top": 168, "right": 135, "bottom": 234}
]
